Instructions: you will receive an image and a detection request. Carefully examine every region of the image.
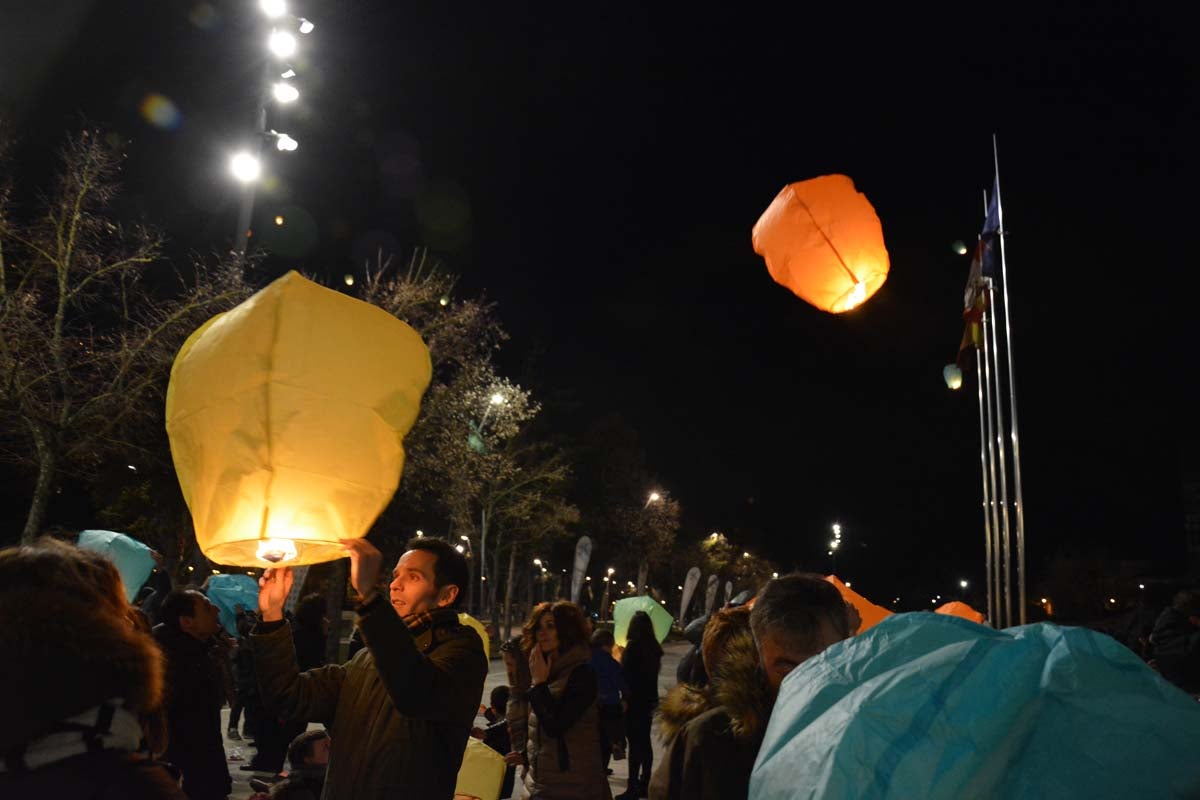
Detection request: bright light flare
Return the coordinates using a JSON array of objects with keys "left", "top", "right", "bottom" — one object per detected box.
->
[
  {"left": 489, "top": 392, "right": 505, "bottom": 406},
  {"left": 268, "top": 30, "right": 297, "bottom": 58},
  {"left": 259, "top": 0, "right": 287, "bottom": 18},
  {"left": 230, "top": 151, "right": 262, "bottom": 182},
  {"left": 256, "top": 538, "right": 297, "bottom": 563},
  {"left": 275, "top": 133, "right": 298, "bottom": 151},
  {"left": 944, "top": 364, "right": 964, "bottom": 390},
  {"left": 298, "top": 17, "right": 315, "bottom": 34},
  {"left": 273, "top": 82, "right": 300, "bottom": 103}
]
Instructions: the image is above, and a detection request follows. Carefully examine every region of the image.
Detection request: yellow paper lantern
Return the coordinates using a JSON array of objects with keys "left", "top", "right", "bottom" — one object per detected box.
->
[
  {"left": 458, "top": 613, "right": 490, "bottom": 660},
  {"left": 166, "top": 271, "right": 431, "bottom": 567},
  {"left": 752, "top": 174, "right": 890, "bottom": 313}
]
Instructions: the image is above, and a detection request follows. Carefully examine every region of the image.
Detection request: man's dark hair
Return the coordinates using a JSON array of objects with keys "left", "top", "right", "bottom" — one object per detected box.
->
[
  {"left": 1172, "top": 589, "right": 1200, "bottom": 617},
  {"left": 490, "top": 685, "right": 510, "bottom": 716},
  {"left": 591, "top": 629, "right": 616, "bottom": 649},
  {"left": 158, "top": 589, "right": 201, "bottom": 630},
  {"left": 287, "top": 728, "right": 330, "bottom": 769},
  {"left": 750, "top": 573, "right": 849, "bottom": 652},
  {"left": 405, "top": 537, "right": 469, "bottom": 608}
]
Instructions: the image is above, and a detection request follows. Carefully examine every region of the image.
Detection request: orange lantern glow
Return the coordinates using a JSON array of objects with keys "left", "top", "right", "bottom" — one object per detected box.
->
[
  {"left": 826, "top": 575, "right": 893, "bottom": 634},
  {"left": 166, "top": 271, "right": 431, "bottom": 567},
  {"left": 752, "top": 174, "right": 890, "bottom": 313}
]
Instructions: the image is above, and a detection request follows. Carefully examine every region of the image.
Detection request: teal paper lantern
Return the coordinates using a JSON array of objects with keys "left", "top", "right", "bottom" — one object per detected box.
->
[{"left": 78, "top": 529, "right": 155, "bottom": 602}]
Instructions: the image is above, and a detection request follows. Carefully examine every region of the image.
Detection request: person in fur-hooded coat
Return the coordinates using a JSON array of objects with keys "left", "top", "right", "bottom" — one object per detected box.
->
[
  {"left": 648, "top": 607, "right": 772, "bottom": 800},
  {"left": 0, "top": 538, "right": 185, "bottom": 799}
]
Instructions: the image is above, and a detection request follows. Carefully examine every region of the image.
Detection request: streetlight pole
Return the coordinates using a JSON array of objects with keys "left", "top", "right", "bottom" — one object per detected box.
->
[
  {"left": 231, "top": 1, "right": 310, "bottom": 265},
  {"left": 828, "top": 523, "right": 842, "bottom": 575},
  {"left": 600, "top": 567, "right": 615, "bottom": 621}
]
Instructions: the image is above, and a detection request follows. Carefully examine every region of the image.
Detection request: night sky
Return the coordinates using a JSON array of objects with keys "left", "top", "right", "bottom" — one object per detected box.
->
[{"left": 3, "top": 1, "right": 1195, "bottom": 605}]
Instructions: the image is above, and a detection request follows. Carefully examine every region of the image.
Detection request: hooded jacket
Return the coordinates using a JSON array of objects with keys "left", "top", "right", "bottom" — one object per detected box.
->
[
  {"left": 0, "top": 575, "right": 184, "bottom": 799},
  {"left": 649, "top": 629, "right": 773, "bottom": 800},
  {"left": 1151, "top": 606, "right": 1200, "bottom": 695}
]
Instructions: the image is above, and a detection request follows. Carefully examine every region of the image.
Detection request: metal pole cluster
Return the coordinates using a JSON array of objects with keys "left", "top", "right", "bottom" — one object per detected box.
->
[{"left": 969, "top": 136, "right": 1028, "bottom": 629}]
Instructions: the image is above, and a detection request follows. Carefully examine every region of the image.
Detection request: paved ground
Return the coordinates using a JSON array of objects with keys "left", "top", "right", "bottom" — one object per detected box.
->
[{"left": 224, "top": 641, "right": 686, "bottom": 798}]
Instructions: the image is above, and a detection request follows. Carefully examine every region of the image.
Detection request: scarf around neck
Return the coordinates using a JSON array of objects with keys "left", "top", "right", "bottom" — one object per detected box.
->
[{"left": 401, "top": 605, "right": 460, "bottom": 639}]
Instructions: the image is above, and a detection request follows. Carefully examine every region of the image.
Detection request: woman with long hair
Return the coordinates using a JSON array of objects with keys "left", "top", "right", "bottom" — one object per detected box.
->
[
  {"left": 619, "top": 611, "right": 662, "bottom": 799},
  {"left": 509, "top": 601, "right": 610, "bottom": 799}
]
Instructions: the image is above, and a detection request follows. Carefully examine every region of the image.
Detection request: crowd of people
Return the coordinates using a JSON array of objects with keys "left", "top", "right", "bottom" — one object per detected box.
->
[{"left": 2, "top": 530, "right": 1197, "bottom": 799}]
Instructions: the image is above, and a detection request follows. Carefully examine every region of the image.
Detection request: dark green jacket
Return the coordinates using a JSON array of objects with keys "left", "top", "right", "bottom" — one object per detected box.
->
[{"left": 253, "top": 602, "right": 488, "bottom": 800}]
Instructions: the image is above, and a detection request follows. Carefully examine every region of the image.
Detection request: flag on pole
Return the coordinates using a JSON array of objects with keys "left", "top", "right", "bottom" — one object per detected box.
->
[{"left": 957, "top": 179, "right": 1001, "bottom": 365}]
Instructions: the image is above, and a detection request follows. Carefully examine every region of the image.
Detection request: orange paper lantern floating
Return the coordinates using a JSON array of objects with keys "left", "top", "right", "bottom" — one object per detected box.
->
[
  {"left": 936, "top": 600, "right": 986, "bottom": 625},
  {"left": 826, "top": 575, "right": 893, "bottom": 634},
  {"left": 752, "top": 174, "right": 890, "bottom": 313}
]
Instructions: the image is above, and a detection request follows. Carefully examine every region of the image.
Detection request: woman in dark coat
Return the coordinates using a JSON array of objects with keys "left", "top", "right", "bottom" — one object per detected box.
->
[
  {"left": 0, "top": 538, "right": 185, "bottom": 799},
  {"left": 619, "top": 611, "right": 662, "bottom": 798}
]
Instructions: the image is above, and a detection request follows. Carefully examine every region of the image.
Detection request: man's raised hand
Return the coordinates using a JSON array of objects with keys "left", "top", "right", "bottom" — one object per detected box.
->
[
  {"left": 259, "top": 567, "right": 293, "bottom": 622},
  {"left": 340, "top": 538, "right": 383, "bottom": 600}
]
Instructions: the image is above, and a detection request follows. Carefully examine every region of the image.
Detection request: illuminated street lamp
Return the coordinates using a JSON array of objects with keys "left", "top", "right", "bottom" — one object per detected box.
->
[
  {"left": 259, "top": 0, "right": 286, "bottom": 18},
  {"left": 268, "top": 30, "right": 297, "bottom": 58},
  {"left": 233, "top": 11, "right": 314, "bottom": 266},
  {"left": 230, "top": 151, "right": 261, "bottom": 183}
]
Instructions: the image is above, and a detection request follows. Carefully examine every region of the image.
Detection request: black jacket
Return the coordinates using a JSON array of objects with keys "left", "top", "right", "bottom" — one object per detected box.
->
[
  {"left": 152, "top": 624, "right": 231, "bottom": 800},
  {"left": 1151, "top": 607, "right": 1200, "bottom": 695},
  {"left": 252, "top": 602, "right": 487, "bottom": 800},
  {"left": 621, "top": 639, "right": 663, "bottom": 716},
  {"left": 0, "top": 751, "right": 187, "bottom": 800}
]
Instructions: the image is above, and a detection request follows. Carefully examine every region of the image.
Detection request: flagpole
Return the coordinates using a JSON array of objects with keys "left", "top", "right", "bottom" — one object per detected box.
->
[
  {"left": 980, "top": 299, "right": 1006, "bottom": 626},
  {"left": 975, "top": 346, "right": 995, "bottom": 626},
  {"left": 993, "top": 135, "right": 1028, "bottom": 624},
  {"left": 985, "top": 278, "right": 1013, "bottom": 627}
]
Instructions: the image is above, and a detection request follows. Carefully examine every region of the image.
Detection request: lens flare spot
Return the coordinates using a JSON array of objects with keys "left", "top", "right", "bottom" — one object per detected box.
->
[{"left": 139, "top": 93, "right": 181, "bottom": 130}]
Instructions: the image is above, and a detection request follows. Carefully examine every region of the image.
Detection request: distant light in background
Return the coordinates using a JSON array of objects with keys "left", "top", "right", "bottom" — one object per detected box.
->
[
  {"left": 139, "top": 93, "right": 181, "bottom": 130},
  {"left": 455, "top": 544, "right": 465, "bottom": 553},
  {"left": 845, "top": 581, "right": 852, "bottom": 588},
  {"left": 230, "top": 152, "right": 261, "bottom": 182},
  {"left": 272, "top": 82, "right": 299, "bottom": 103},
  {"left": 344, "top": 275, "right": 355, "bottom": 286},
  {"left": 259, "top": 0, "right": 287, "bottom": 18},
  {"left": 280, "top": 68, "right": 297, "bottom": 79},
  {"left": 274, "top": 215, "right": 285, "bottom": 226},
  {"left": 439, "top": 296, "right": 449, "bottom": 306},
  {"left": 275, "top": 133, "right": 298, "bottom": 151},
  {"left": 268, "top": 30, "right": 297, "bottom": 58},
  {"left": 952, "top": 240, "right": 969, "bottom": 255},
  {"left": 298, "top": 17, "right": 315, "bottom": 34},
  {"left": 943, "top": 364, "right": 963, "bottom": 390}
]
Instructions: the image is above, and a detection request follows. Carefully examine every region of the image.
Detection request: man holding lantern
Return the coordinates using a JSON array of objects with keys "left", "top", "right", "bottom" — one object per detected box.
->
[{"left": 253, "top": 536, "right": 488, "bottom": 800}]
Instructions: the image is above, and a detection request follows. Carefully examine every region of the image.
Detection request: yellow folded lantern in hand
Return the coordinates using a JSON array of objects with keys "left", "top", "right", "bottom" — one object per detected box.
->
[{"left": 166, "top": 271, "right": 432, "bottom": 567}]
